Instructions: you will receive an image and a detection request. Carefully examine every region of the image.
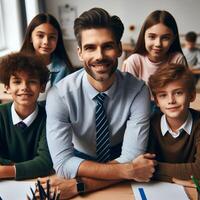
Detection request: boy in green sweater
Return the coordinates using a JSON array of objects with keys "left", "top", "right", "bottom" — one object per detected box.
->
[
  {"left": 0, "top": 52, "right": 53, "bottom": 180},
  {"left": 148, "top": 63, "right": 200, "bottom": 182}
]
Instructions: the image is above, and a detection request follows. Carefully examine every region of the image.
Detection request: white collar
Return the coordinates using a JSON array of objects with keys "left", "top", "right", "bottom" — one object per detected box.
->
[
  {"left": 11, "top": 103, "right": 39, "bottom": 127},
  {"left": 160, "top": 111, "right": 193, "bottom": 138}
]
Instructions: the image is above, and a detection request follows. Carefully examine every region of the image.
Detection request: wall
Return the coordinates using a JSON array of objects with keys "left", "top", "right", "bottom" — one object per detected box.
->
[
  {"left": 44, "top": 0, "right": 200, "bottom": 42},
  {"left": 44, "top": 0, "right": 200, "bottom": 66}
]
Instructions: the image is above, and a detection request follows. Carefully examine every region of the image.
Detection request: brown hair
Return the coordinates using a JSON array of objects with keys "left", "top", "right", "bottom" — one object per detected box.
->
[
  {"left": 148, "top": 63, "right": 196, "bottom": 98},
  {"left": 0, "top": 52, "right": 50, "bottom": 86},
  {"left": 74, "top": 7, "right": 124, "bottom": 47},
  {"left": 20, "top": 13, "right": 74, "bottom": 72},
  {"left": 134, "top": 10, "right": 183, "bottom": 55}
]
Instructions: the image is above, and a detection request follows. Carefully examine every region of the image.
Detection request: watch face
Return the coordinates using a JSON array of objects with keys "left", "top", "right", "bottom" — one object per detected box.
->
[{"left": 77, "top": 182, "right": 85, "bottom": 194}]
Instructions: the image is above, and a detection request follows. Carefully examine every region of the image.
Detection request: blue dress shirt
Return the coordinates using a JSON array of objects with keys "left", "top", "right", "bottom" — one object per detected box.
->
[{"left": 46, "top": 69, "right": 151, "bottom": 178}]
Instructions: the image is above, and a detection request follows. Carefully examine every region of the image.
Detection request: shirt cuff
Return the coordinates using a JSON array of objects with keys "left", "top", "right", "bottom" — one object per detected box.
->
[{"left": 63, "top": 157, "right": 85, "bottom": 179}]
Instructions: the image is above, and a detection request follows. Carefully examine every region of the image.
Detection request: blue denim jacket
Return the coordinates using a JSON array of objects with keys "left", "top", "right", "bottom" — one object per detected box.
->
[{"left": 49, "top": 56, "right": 70, "bottom": 85}]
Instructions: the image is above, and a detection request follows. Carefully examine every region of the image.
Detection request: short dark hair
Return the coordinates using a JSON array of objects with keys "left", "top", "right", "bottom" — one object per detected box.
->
[
  {"left": 74, "top": 7, "right": 124, "bottom": 47},
  {"left": 185, "top": 31, "right": 197, "bottom": 43},
  {"left": 0, "top": 52, "right": 50, "bottom": 86},
  {"left": 148, "top": 63, "right": 196, "bottom": 98}
]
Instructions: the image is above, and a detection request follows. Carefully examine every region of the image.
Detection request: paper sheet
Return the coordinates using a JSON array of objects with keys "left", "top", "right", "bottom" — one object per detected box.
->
[
  {"left": 0, "top": 180, "right": 35, "bottom": 200},
  {"left": 131, "top": 181, "right": 189, "bottom": 200}
]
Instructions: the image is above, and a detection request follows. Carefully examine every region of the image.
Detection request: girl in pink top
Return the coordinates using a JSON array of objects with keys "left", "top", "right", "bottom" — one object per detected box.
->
[{"left": 122, "top": 10, "right": 187, "bottom": 86}]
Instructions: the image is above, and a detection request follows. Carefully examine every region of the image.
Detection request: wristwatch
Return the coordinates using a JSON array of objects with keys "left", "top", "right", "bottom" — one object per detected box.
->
[{"left": 76, "top": 177, "right": 85, "bottom": 194}]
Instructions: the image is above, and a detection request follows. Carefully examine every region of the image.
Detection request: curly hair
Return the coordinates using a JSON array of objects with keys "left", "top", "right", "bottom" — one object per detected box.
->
[{"left": 0, "top": 52, "right": 50, "bottom": 86}]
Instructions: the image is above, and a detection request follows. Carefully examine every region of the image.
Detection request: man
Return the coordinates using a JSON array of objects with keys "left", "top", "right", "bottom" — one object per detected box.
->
[{"left": 45, "top": 7, "right": 156, "bottom": 199}]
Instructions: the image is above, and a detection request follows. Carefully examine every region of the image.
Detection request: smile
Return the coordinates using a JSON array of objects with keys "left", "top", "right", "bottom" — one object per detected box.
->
[
  {"left": 40, "top": 47, "right": 51, "bottom": 51},
  {"left": 153, "top": 49, "right": 162, "bottom": 53},
  {"left": 17, "top": 94, "right": 32, "bottom": 97},
  {"left": 166, "top": 106, "right": 180, "bottom": 110}
]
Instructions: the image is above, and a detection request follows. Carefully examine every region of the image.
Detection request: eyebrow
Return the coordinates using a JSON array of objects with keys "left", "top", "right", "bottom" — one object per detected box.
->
[
  {"left": 147, "top": 33, "right": 172, "bottom": 36},
  {"left": 83, "top": 41, "right": 115, "bottom": 48},
  {"left": 35, "top": 31, "right": 57, "bottom": 36}
]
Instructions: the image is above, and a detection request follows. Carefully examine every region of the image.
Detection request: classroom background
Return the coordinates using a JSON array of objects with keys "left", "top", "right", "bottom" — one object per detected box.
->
[{"left": 0, "top": 0, "right": 200, "bottom": 108}]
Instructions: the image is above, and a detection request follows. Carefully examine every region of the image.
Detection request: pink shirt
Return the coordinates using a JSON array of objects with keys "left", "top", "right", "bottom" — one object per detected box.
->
[{"left": 122, "top": 52, "right": 186, "bottom": 85}]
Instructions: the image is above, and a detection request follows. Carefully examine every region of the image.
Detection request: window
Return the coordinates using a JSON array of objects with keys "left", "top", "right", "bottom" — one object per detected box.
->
[
  {"left": 0, "top": 0, "right": 24, "bottom": 56},
  {"left": 0, "top": 0, "right": 5, "bottom": 50}
]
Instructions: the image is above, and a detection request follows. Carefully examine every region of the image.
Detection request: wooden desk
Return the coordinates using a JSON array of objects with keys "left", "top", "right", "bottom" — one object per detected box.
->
[
  {"left": 191, "top": 69, "right": 200, "bottom": 75},
  {"left": 0, "top": 180, "right": 197, "bottom": 200},
  {"left": 72, "top": 181, "right": 197, "bottom": 200},
  {"left": 72, "top": 182, "right": 133, "bottom": 200}
]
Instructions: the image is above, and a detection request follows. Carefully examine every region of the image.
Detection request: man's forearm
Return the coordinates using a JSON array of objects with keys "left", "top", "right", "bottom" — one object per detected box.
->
[
  {"left": 77, "top": 154, "right": 156, "bottom": 182},
  {"left": 81, "top": 177, "right": 121, "bottom": 193},
  {"left": 77, "top": 160, "right": 132, "bottom": 180}
]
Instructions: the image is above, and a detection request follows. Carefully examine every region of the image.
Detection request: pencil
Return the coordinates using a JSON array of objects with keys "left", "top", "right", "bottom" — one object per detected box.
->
[
  {"left": 47, "top": 179, "right": 50, "bottom": 200},
  {"left": 191, "top": 175, "right": 200, "bottom": 192},
  {"left": 30, "top": 187, "right": 36, "bottom": 200},
  {"left": 26, "top": 194, "right": 31, "bottom": 200}
]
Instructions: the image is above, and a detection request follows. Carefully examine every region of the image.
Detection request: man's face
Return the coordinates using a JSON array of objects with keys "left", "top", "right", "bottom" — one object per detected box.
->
[{"left": 78, "top": 28, "right": 122, "bottom": 86}]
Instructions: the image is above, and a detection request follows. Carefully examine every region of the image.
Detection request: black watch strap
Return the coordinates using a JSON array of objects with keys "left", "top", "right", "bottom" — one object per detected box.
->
[{"left": 76, "top": 177, "right": 85, "bottom": 194}]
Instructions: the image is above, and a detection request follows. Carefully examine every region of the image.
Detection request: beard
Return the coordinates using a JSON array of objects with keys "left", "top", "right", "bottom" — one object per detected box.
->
[{"left": 84, "top": 58, "right": 118, "bottom": 82}]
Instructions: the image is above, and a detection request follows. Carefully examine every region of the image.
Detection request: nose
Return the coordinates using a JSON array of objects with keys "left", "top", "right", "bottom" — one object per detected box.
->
[
  {"left": 168, "top": 94, "right": 175, "bottom": 104},
  {"left": 95, "top": 48, "right": 104, "bottom": 61},
  {"left": 155, "top": 37, "right": 161, "bottom": 47},
  {"left": 21, "top": 82, "right": 29, "bottom": 91},
  {"left": 43, "top": 36, "right": 49, "bottom": 45}
]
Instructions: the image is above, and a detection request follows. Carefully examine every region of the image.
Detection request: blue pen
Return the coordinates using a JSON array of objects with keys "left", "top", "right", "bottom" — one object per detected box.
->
[{"left": 138, "top": 188, "right": 147, "bottom": 200}]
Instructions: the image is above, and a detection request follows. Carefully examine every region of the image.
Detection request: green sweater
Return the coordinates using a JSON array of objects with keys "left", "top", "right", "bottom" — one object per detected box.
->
[
  {"left": 148, "top": 108, "right": 200, "bottom": 182},
  {"left": 0, "top": 103, "right": 53, "bottom": 180}
]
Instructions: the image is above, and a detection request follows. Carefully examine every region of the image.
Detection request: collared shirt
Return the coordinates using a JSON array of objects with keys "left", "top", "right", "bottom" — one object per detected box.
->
[
  {"left": 46, "top": 69, "right": 151, "bottom": 179},
  {"left": 11, "top": 103, "right": 39, "bottom": 127},
  {"left": 160, "top": 111, "right": 193, "bottom": 138},
  {"left": 183, "top": 47, "right": 200, "bottom": 69}
]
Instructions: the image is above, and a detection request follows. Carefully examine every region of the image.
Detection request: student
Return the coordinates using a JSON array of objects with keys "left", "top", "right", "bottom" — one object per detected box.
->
[
  {"left": 183, "top": 31, "right": 200, "bottom": 70},
  {"left": 20, "top": 13, "right": 74, "bottom": 101},
  {"left": 42, "top": 7, "right": 156, "bottom": 199},
  {"left": 147, "top": 63, "right": 200, "bottom": 182},
  {"left": 0, "top": 52, "right": 53, "bottom": 180},
  {"left": 122, "top": 10, "right": 187, "bottom": 86}
]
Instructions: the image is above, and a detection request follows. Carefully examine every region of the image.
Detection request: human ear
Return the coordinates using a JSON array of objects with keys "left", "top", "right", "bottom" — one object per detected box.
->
[
  {"left": 77, "top": 47, "right": 84, "bottom": 62},
  {"left": 5, "top": 85, "right": 11, "bottom": 94},
  {"left": 117, "top": 42, "right": 123, "bottom": 57},
  {"left": 153, "top": 96, "right": 160, "bottom": 107},
  {"left": 40, "top": 84, "right": 46, "bottom": 93},
  {"left": 189, "top": 90, "right": 196, "bottom": 102}
]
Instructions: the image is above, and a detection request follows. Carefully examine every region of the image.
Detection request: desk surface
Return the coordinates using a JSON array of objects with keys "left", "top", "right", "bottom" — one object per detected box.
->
[
  {"left": 72, "top": 181, "right": 197, "bottom": 200},
  {"left": 0, "top": 180, "right": 197, "bottom": 200},
  {"left": 191, "top": 68, "right": 200, "bottom": 74}
]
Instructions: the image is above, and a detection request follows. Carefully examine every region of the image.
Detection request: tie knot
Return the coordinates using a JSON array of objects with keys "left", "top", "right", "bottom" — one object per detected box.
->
[
  {"left": 95, "top": 93, "right": 107, "bottom": 105},
  {"left": 16, "top": 121, "right": 27, "bottom": 129}
]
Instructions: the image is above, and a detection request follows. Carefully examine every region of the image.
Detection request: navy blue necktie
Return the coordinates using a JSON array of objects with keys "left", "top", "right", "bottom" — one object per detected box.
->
[
  {"left": 16, "top": 121, "right": 27, "bottom": 129},
  {"left": 95, "top": 93, "right": 110, "bottom": 162}
]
